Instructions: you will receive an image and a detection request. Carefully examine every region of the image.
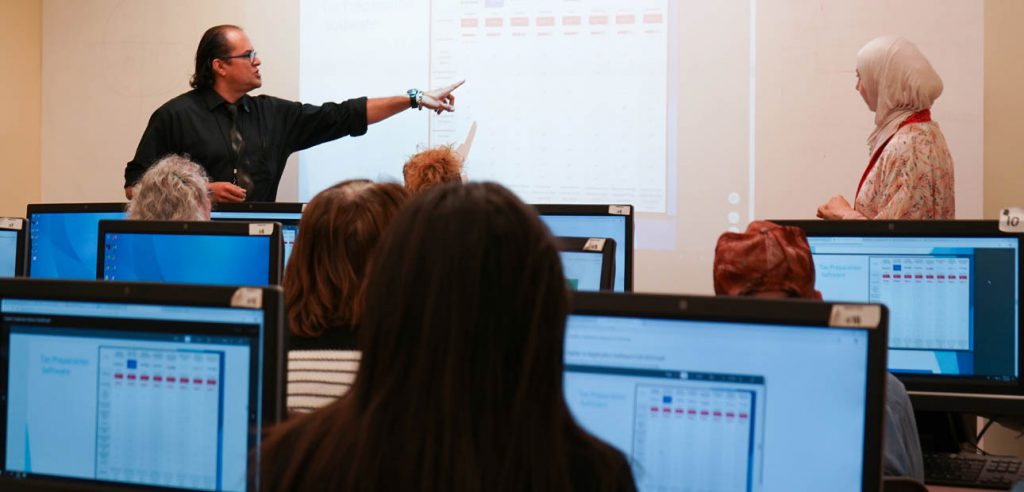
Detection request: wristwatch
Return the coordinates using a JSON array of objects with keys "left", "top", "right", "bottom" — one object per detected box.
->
[{"left": 407, "top": 89, "right": 420, "bottom": 109}]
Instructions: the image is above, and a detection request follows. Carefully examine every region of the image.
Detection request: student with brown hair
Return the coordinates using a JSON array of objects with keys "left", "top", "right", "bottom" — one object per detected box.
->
[
  {"left": 261, "top": 182, "right": 636, "bottom": 491},
  {"left": 284, "top": 179, "right": 408, "bottom": 413}
]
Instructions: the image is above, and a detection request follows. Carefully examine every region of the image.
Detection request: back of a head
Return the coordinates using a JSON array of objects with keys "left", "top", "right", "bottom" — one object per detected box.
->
[
  {"left": 262, "top": 182, "right": 628, "bottom": 491},
  {"left": 857, "top": 36, "right": 943, "bottom": 124},
  {"left": 126, "top": 155, "right": 210, "bottom": 221},
  {"left": 713, "top": 220, "right": 818, "bottom": 299},
  {"left": 402, "top": 145, "right": 464, "bottom": 194},
  {"left": 284, "top": 179, "right": 408, "bottom": 338}
]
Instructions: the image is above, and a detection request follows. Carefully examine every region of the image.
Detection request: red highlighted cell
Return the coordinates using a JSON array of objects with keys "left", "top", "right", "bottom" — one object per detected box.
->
[
  {"left": 114, "top": 373, "right": 123, "bottom": 379},
  {"left": 537, "top": 16, "right": 555, "bottom": 27},
  {"left": 140, "top": 375, "right": 150, "bottom": 381},
  {"left": 563, "top": 15, "right": 581, "bottom": 26},
  {"left": 154, "top": 376, "right": 163, "bottom": 382},
  {"left": 167, "top": 376, "right": 176, "bottom": 383},
  {"left": 510, "top": 17, "right": 528, "bottom": 27},
  {"left": 643, "top": 13, "right": 664, "bottom": 24},
  {"left": 616, "top": 14, "right": 636, "bottom": 24},
  {"left": 460, "top": 18, "right": 478, "bottom": 28},
  {"left": 485, "top": 17, "right": 503, "bottom": 27},
  {"left": 589, "top": 15, "right": 608, "bottom": 25},
  {"left": 126, "top": 374, "right": 136, "bottom": 380},
  {"left": 206, "top": 379, "right": 217, "bottom": 385}
]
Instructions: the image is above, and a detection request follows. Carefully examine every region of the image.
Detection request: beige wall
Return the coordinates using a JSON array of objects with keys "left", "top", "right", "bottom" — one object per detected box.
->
[
  {"left": 0, "top": 0, "right": 41, "bottom": 218},
  {"left": 1, "top": 1, "right": 1018, "bottom": 234},
  {"left": 984, "top": 0, "right": 1024, "bottom": 219}
]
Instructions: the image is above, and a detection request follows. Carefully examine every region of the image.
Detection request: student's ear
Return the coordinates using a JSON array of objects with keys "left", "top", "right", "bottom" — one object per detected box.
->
[{"left": 814, "top": 290, "right": 823, "bottom": 300}]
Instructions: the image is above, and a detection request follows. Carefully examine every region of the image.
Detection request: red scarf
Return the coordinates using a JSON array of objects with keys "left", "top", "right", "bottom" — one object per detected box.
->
[{"left": 855, "top": 109, "right": 932, "bottom": 200}]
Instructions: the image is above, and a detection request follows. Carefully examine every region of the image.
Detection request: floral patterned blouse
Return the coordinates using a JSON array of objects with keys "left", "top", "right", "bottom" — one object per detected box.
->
[{"left": 854, "top": 121, "right": 955, "bottom": 219}]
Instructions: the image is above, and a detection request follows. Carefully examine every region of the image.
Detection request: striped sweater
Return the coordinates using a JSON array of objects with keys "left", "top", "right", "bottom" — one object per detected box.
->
[{"left": 286, "top": 328, "right": 360, "bottom": 414}]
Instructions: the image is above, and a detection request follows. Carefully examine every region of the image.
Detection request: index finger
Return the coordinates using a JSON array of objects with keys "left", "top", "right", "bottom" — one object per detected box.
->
[{"left": 443, "top": 79, "right": 466, "bottom": 94}]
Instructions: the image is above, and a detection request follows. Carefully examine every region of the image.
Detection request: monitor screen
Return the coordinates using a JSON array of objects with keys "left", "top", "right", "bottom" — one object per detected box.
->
[
  {"left": 29, "top": 211, "right": 125, "bottom": 280},
  {"left": 559, "top": 251, "right": 606, "bottom": 291},
  {"left": 211, "top": 212, "right": 300, "bottom": 268},
  {"left": 541, "top": 214, "right": 629, "bottom": 291},
  {"left": 0, "top": 230, "right": 18, "bottom": 278},
  {"left": 564, "top": 306, "right": 876, "bottom": 491},
  {"left": 0, "top": 297, "right": 265, "bottom": 491},
  {"left": 805, "top": 235, "right": 1019, "bottom": 382},
  {"left": 101, "top": 232, "right": 274, "bottom": 286}
]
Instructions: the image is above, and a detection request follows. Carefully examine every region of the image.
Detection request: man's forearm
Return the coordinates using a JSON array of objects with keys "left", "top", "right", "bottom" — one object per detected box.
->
[{"left": 366, "top": 96, "right": 410, "bottom": 125}]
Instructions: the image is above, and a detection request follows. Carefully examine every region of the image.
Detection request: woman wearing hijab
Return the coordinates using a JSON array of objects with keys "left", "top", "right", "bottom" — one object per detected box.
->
[{"left": 817, "top": 36, "right": 955, "bottom": 220}]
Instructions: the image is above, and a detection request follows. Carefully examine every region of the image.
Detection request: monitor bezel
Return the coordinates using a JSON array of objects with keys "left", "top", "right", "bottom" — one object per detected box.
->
[
  {"left": 555, "top": 236, "right": 616, "bottom": 291},
  {"left": 0, "top": 278, "right": 285, "bottom": 491},
  {"left": 534, "top": 204, "right": 634, "bottom": 291},
  {"left": 775, "top": 219, "right": 1024, "bottom": 414},
  {"left": 211, "top": 202, "right": 304, "bottom": 214},
  {"left": 96, "top": 220, "right": 284, "bottom": 286},
  {"left": 0, "top": 218, "right": 27, "bottom": 277},
  {"left": 571, "top": 291, "right": 887, "bottom": 492},
  {"left": 25, "top": 203, "right": 128, "bottom": 279}
]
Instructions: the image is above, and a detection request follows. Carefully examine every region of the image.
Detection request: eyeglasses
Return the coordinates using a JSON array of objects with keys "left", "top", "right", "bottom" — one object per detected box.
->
[{"left": 218, "top": 50, "right": 257, "bottom": 64}]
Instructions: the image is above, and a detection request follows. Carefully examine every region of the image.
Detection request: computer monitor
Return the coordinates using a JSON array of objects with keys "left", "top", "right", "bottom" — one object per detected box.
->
[
  {"left": 0, "top": 218, "right": 26, "bottom": 278},
  {"left": 776, "top": 220, "right": 1023, "bottom": 414},
  {"left": 556, "top": 237, "right": 616, "bottom": 291},
  {"left": 211, "top": 202, "right": 302, "bottom": 268},
  {"left": 0, "top": 278, "right": 284, "bottom": 491},
  {"left": 26, "top": 203, "right": 126, "bottom": 280},
  {"left": 536, "top": 204, "right": 633, "bottom": 292},
  {"left": 98, "top": 221, "right": 283, "bottom": 286},
  {"left": 565, "top": 292, "right": 887, "bottom": 492}
]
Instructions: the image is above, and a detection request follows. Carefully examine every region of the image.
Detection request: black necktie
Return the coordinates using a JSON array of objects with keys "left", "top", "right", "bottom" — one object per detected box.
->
[{"left": 226, "top": 103, "right": 253, "bottom": 195}]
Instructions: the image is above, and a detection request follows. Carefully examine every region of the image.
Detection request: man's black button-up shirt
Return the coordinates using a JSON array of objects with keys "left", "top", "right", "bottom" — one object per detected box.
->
[{"left": 125, "top": 88, "right": 368, "bottom": 201}]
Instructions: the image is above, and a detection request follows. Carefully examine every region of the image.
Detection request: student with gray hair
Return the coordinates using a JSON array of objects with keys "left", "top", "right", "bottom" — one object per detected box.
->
[{"left": 126, "top": 154, "right": 212, "bottom": 221}]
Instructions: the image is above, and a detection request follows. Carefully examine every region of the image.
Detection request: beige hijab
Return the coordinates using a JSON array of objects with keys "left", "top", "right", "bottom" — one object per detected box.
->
[{"left": 857, "top": 36, "right": 943, "bottom": 155}]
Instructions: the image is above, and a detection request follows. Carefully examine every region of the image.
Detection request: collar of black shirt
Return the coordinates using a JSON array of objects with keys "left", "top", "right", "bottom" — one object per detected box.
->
[{"left": 201, "top": 87, "right": 252, "bottom": 113}]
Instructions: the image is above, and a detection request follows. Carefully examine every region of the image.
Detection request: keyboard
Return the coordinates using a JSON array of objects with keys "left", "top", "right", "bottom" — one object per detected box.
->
[{"left": 924, "top": 452, "right": 1024, "bottom": 490}]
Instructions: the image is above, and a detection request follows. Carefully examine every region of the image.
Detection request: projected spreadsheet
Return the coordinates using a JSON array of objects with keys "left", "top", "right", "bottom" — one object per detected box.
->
[
  {"left": 869, "top": 256, "right": 971, "bottom": 350},
  {"left": 96, "top": 347, "right": 223, "bottom": 490},
  {"left": 429, "top": 0, "right": 669, "bottom": 212},
  {"left": 633, "top": 383, "right": 758, "bottom": 491}
]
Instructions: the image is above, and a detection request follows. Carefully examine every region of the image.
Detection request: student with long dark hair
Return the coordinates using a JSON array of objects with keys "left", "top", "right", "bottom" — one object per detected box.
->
[
  {"left": 284, "top": 179, "right": 408, "bottom": 413},
  {"left": 261, "top": 182, "right": 636, "bottom": 491}
]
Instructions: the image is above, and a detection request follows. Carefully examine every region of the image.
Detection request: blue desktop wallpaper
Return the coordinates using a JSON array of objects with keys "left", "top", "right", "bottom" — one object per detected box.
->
[
  {"left": 30, "top": 212, "right": 125, "bottom": 279},
  {"left": 102, "top": 233, "right": 272, "bottom": 286}
]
